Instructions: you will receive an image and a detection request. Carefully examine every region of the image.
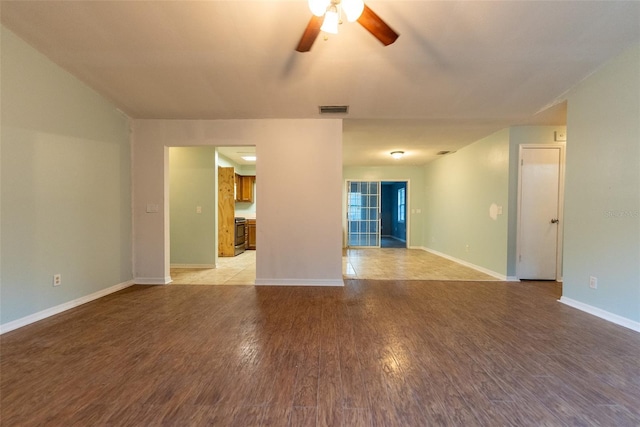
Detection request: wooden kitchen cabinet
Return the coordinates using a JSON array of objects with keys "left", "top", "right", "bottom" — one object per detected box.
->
[
  {"left": 247, "top": 219, "right": 256, "bottom": 250},
  {"left": 235, "top": 174, "right": 255, "bottom": 203}
]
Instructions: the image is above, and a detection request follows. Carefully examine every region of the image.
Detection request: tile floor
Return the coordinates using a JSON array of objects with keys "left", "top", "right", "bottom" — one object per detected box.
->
[
  {"left": 170, "top": 248, "right": 496, "bottom": 286},
  {"left": 343, "top": 248, "right": 497, "bottom": 281}
]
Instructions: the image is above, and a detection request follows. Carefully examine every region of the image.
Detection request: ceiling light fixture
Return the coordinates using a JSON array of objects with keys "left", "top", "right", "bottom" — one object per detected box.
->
[
  {"left": 242, "top": 156, "right": 256, "bottom": 161},
  {"left": 390, "top": 151, "right": 404, "bottom": 159},
  {"left": 309, "top": 0, "right": 365, "bottom": 35},
  {"left": 320, "top": 5, "right": 339, "bottom": 34}
]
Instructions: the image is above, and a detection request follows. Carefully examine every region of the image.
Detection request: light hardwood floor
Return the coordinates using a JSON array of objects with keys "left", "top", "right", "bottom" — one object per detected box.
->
[{"left": 2, "top": 279, "right": 639, "bottom": 425}]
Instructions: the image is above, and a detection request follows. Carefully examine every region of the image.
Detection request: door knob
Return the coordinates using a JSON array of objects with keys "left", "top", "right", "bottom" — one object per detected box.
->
[{"left": 550, "top": 218, "right": 559, "bottom": 224}]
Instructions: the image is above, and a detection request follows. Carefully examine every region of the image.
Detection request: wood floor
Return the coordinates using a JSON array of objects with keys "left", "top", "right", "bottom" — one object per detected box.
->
[{"left": 2, "top": 280, "right": 639, "bottom": 426}]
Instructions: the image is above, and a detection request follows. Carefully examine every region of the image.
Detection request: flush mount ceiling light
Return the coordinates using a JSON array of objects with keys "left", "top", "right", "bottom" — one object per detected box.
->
[
  {"left": 390, "top": 151, "right": 404, "bottom": 159},
  {"left": 241, "top": 156, "right": 256, "bottom": 162},
  {"left": 296, "top": 0, "right": 399, "bottom": 52}
]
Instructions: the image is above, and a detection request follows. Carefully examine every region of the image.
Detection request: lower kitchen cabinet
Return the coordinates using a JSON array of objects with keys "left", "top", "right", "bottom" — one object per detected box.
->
[{"left": 247, "top": 219, "right": 256, "bottom": 250}]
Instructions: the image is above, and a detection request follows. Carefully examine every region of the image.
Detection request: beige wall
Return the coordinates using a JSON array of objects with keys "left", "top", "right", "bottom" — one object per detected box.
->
[{"left": 132, "top": 119, "right": 344, "bottom": 286}]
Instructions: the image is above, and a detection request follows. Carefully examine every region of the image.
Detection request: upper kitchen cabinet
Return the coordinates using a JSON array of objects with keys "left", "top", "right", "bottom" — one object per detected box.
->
[{"left": 235, "top": 174, "right": 255, "bottom": 203}]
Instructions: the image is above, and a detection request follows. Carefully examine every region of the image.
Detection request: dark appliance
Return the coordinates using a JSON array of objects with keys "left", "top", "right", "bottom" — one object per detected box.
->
[{"left": 234, "top": 217, "right": 246, "bottom": 256}]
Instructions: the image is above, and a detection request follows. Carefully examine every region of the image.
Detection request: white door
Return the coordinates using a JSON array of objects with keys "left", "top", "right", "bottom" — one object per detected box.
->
[{"left": 517, "top": 146, "right": 563, "bottom": 280}]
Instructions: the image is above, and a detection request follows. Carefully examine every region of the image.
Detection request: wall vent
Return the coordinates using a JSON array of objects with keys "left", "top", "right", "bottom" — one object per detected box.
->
[{"left": 319, "top": 105, "right": 349, "bottom": 114}]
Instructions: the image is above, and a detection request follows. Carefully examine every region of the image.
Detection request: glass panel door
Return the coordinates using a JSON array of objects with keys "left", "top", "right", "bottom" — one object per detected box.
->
[{"left": 347, "top": 181, "right": 380, "bottom": 247}]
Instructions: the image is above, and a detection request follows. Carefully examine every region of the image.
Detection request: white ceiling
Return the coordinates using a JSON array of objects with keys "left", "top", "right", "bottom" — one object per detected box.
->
[
  {"left": 217, "top": 146, "right": 256, "bottom": 166},
  {"left": 2, "top": 1, "right": 639, "bottom": 166}
]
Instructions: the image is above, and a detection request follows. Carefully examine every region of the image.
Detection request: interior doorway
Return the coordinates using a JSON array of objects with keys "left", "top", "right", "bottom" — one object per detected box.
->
[
  {"left": 346, "top": 180, "right": 409, "bottom": 249},
  {"left": 168, "top": 145, "right": 257, "bottom": 285},
  {"left": 381, "top": 181, "right": 407, "bottom": 248}
]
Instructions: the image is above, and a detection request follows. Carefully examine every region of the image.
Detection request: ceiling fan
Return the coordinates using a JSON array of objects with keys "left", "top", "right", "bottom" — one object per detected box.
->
[{"left": 296, "top": 0, "right": 399, "bottom": 52}]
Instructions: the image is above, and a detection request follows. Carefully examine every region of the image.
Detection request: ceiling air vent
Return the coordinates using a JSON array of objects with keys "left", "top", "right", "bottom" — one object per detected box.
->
[
  {"left": 319, "top": 105, "right": 349, "bottom": 114},
  {"left": 437, "top": 150, "right": 455, "bottom": 155}
]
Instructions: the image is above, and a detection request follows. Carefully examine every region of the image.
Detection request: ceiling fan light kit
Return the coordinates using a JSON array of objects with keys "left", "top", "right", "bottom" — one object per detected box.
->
[
  {"left": 297, "top": 0, "right": 399, "bottom": 52},
  {"left": 308, "top": 0, "right": 329, "bottom": 16},
  {"left": 309, "top": 0, "right": 364, "bottom": 22},
  {"left": 320, "top": 6, "right": 340, "bottom": 34},
  {"left": 342, "top": 0, "right": 365, "bottom": 22}
]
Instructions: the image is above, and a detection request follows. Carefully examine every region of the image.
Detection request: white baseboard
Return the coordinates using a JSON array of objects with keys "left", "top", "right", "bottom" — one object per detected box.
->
[
  {"left": 0, "top": 280, "right": 135, "bottom": 335},
  {"left": 559, "top": 297, "right": 640, "bottom": 333},
  {"left": 135, "top": 276, "right": 172, "bottom": 285},
  {"left": 421, "top": 247, "right": 507, "bottom": 280},
  {"left": 170, "top": 264, "right": 215, "bottom": 269},
  {"left": 255, "top": 278, "right": 344, "bottom": 287}
]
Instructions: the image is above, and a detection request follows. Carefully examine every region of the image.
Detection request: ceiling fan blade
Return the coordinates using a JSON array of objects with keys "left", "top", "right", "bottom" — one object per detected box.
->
[
  {"left": 357, "top": 4, "right": 399, "bottom": 46},
  {"left": 296, "top": 15, "right": 324, "bottom": 52}
]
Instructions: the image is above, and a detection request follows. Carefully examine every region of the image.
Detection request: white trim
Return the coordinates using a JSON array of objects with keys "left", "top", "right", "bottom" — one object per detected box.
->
[
  {"left": 421, "top": 247, "right": 507, "bottom": 280},
  {"left": 0, "top": 280, "right": 135, "bottom": 335},
  {"left": 170, "top": 264, "right": 216, "bottom": 269},
  {"left": 135, "top": 276, "right": 172, "bottom": 285},
  {"left": 559, "top": 297, "right": 640, "bottom": 333},
  {"left": 255, "top": 279, "right": 344, "bottom": 287}
]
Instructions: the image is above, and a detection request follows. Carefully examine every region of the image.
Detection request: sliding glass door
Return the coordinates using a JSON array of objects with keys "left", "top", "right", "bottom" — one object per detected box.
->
[{"left": 347, "top": 181, "right": 380, "bottom": 247}]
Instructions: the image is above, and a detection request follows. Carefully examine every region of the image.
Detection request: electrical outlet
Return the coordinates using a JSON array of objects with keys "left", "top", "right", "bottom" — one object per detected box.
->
[
  {"left": 53, "top": 274, "right": 62, "bottom": 287},
  {"left": 589, "top": 276, "right": 597, "bottom": 289}
]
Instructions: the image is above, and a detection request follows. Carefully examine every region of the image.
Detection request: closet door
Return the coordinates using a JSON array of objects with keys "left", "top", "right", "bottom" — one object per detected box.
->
[
  {"left": 347, "top": 181, "right": 380, "bottom": 247},
  {"left": 517, "top": 146, "right": 563, "bottom": 280}
]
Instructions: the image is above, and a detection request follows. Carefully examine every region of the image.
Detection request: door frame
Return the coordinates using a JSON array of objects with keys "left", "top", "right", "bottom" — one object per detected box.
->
[
  {"left": 343, "top": 179, "right": 410, "bottom": 249},
  {"left": 516, "top": 144, "right": 565, "bottom": 281},
  {"left": 380, "top": 181, "right": 408, "bottom": 247}
]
